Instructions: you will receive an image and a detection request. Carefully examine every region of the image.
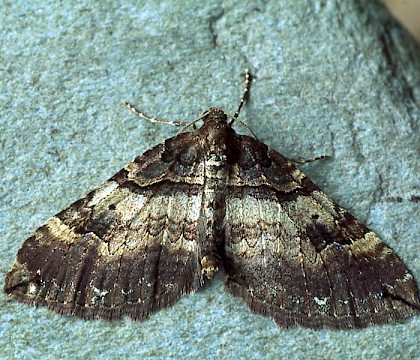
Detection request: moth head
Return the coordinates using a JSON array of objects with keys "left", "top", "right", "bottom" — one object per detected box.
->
[{"left": 202, "top": 108, "right": 228, "bottom": 124}]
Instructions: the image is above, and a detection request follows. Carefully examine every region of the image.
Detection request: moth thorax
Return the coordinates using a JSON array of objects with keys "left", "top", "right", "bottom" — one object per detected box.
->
[{"left": 205, "top": 153, "right": 228, "bottom": 179}]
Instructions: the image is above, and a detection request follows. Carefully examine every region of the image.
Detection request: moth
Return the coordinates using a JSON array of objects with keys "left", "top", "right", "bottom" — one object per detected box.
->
[{"left": 4, "top": 70, "right": 419, "bottom": 329}]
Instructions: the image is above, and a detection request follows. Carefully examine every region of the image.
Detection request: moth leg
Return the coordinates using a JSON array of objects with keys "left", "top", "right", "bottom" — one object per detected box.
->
[{"left": 290, "top": 154, "right": 331, "bottom": 164}]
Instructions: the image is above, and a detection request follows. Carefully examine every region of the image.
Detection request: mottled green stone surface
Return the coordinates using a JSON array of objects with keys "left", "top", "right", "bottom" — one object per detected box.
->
[{"left": 1, "top": 1, "right": 419, "bottom": 359}]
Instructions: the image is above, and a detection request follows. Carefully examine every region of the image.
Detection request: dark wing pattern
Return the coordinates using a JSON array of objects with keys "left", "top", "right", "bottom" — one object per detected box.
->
[
  {"left": 4, "top": 133, "right": 207, "bottom": 321},
  {"left": 5, "top": 107, "right": 419, "bottom": 328},
  {"left": 224, "top": 135, "right": 420, "bottom": 328}
]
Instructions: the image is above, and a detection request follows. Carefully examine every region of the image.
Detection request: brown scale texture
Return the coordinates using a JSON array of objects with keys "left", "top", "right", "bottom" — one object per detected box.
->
[{"left": 4, "top": 108, "right": 419, "bottom": 328}]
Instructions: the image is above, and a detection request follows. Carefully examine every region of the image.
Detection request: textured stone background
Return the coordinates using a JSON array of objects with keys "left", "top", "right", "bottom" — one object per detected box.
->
[{"left": 1, "top": 1, "right": 419, "bottom": 359}]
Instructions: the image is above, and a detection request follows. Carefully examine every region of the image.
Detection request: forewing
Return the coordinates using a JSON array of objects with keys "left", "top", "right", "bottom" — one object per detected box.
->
[
  {"left": 224, "top": 136, "right": 419, "bottom": 328},
  {"left": 4, "top": 136, "right": 206, "bottom": 321}
]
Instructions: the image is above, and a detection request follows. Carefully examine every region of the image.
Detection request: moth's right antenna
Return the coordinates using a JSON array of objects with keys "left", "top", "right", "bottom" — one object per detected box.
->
[{"left": 124, "top": 102, "right": 190, "bottom": 127}]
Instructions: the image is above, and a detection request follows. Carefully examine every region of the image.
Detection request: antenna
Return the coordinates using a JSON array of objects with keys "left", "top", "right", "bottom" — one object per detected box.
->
[{"left": 229, "top": 69, "right": 252, "bottom": 126}]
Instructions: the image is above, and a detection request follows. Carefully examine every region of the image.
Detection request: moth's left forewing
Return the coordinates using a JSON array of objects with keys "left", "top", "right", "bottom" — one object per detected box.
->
[
  {"left": 227, "top": 135, "right": 305, "bottom": 192},
  {"left": 224, "top": 135, "right": 420, "bottom": 329}
]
